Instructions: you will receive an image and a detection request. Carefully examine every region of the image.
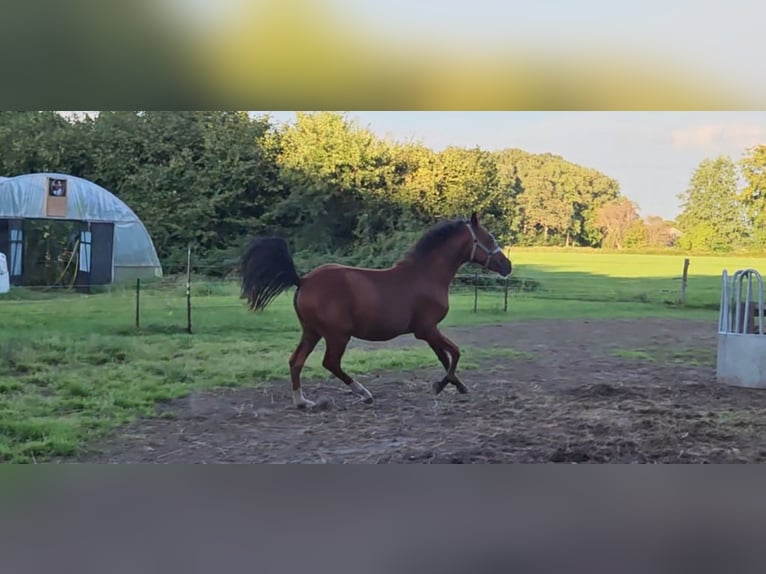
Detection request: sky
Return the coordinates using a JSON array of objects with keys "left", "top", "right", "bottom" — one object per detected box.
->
[{"left": 261, "top": 111, "right": 766, "bottom": 220}]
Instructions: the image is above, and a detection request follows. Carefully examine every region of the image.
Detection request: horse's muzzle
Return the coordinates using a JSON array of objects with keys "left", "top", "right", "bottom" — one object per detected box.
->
[{"left": 494, "top": 257, "right": 512, "bottom": 277}]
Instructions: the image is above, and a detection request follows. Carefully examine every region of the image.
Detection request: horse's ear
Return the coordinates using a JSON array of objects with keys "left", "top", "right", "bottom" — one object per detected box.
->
[{"left": 470, "top": 212, "right": 479, "bottom": 227}]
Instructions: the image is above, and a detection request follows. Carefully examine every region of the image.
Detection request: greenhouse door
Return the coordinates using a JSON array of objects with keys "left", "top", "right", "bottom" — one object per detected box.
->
[
  {"left": 90, "top": 222, "right": 115, "bottom": 284},
  {"left": 0, "top": 219, "right": 7, "bottom": 264},
  {"left": 1, "top": 219, "right": 24, "bottom": 286},
  {"left": 76, "top": 222, "right": 114, "bottom": 287}
]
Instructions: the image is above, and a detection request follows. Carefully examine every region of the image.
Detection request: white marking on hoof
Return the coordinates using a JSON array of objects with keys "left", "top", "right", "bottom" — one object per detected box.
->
[
  {"left": 349, "top": 381, "right": 374, "bottom": 403},
  {"left": 293, "top": 390, "right": 316, "bottom": 409}
]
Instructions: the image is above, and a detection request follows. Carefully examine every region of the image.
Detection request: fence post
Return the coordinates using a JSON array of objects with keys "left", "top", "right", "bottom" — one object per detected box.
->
[
  {"left": 135, "top": 278, "right": 140, "bottom": 329},
  {"left": 680, "top": 258, "right": 690, "bottom": 306},
  {"left": 473, "top": 273, "right": 478, "bottom": 313},
  {"left": 186, "top": 245, "right": 192, "bottom": 334},
  {"left": 504, "top": 276, "right": 509, "bottom": 312}
]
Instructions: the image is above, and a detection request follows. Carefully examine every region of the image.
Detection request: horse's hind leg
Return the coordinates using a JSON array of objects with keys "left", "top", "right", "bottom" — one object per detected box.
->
[
  {"left": 322, "top": 334, "right": 373, "bottom": 404},
  {"left": 289, "top": 330, "right": 321, "bottom": 408}
]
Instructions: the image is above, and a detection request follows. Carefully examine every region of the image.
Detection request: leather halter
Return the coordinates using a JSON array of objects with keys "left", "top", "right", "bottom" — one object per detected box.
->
[{"left": 466, "top": 223, "right": 502, "bottom": 269}]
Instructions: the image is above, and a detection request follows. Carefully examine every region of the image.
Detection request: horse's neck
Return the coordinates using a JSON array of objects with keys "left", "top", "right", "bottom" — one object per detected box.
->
[
  {"left": 436, "top": 254, "right": 469, "bottom": 286},
  {"left": 398, "top": 248, "right": 467, "bottom": 289}
]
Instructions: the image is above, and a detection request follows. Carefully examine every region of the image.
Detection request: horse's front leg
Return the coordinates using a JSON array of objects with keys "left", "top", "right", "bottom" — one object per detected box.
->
[
  {"left": 417, "top": 329, "right": 468, "bottom": 395},
  {"left": 426, "top": 340, "right": 453, "bottom": 395}
]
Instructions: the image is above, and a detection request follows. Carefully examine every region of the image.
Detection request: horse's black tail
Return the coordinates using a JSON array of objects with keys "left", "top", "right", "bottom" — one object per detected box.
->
[{"left": 240, "top": 236, "right": 302, "bottom": 312}]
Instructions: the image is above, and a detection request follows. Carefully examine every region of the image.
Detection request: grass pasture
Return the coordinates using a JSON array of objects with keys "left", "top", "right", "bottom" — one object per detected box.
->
[
  {"left": 1, "top": 249, "right": 765, "bottom": 462},
  {"left": 507, "top": 248, "right": 765, "bottom": 309}
]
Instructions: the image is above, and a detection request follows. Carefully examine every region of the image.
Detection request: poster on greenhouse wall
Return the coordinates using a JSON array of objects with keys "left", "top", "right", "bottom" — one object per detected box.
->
[{"left": 45, "top": 177, "right": 68, "bottom": 217}]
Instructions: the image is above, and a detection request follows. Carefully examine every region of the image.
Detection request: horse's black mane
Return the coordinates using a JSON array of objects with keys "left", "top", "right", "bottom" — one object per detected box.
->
[{"left": 404, "top": 217, "right": 468, "bottom": 260}]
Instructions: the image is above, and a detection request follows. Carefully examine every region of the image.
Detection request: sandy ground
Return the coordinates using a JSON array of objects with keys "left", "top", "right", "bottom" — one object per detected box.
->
[{"left": 76, "top": 318, "right": 766, "bottom": 463}]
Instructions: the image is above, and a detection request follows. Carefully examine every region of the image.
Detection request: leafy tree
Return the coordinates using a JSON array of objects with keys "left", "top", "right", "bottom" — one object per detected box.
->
[
  {"left": 0, "top": 111, "right": 648, "bottom": 271},
  {"left": 432, "top": 146, "right": 503, "bottom": 231},
  {"left": 623, "top": 220, "right": 649, "bottom": 248},
  {"left": 85, "top": 111, "right": 282, "bottom": 261},
  {"left": 643, "top": 215, "right": 677, "bottom": 248},
  {"left": 739, "top": 145, "right": 766, "bottom": 248},
  {"left": 492, "top": 149, "right": 526, "bottom": 244},
  {"left": 493, "top": 149, "right": 619, "bottom": 246},
  {"left": 574, "top": 168, "right": 621, "bottom": 246},
  {"left": 0, "top": 111, "right": 73, "bottom": 175},
  {"left": 389, "top": 142, "right": 439, "bottom": 221},
  {"left": 676, "top": 155, "right": 746, "bottom": 252},
  {"left": 273, "top": 111, "right": 402, "bottom": 252},
  {"left": 596, "top": 197, "right": 640, "bottom": 249}
]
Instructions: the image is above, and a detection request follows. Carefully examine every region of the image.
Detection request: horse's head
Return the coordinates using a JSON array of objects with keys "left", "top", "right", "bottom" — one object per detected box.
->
[{"left": 464, "top": 212, "right": 512, "bottom": 277}]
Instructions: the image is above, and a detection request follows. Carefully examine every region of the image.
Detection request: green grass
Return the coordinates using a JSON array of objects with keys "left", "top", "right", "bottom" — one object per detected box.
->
[
  {"left": 494, "top": 248, "right": 766, "bottom": 310},
  {"left": 0, "top": 248, "right": 752, "bottom": 462}
]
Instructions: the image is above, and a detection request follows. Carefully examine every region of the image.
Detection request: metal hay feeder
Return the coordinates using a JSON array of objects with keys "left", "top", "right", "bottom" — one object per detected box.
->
[{"left": 717, "top": 269, "right": 766, "bottom": 388}]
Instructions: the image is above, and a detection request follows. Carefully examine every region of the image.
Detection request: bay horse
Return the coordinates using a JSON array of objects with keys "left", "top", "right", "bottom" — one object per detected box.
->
[{"left": 240, "top": 212, "right": 512, "bottom": 408}]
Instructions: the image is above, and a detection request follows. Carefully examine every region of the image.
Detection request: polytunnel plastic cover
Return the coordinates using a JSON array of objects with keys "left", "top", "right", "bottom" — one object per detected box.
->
[{"left": 0, "top": 172, "right": 162, "bottom": 277}]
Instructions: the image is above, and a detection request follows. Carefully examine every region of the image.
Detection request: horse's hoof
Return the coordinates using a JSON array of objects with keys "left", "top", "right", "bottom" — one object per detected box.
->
[
  {"left": 455, "top": 382, "right": 469, "bottom": 394},
  {"left": 362, "top": 396, "right": 374, "bottom": 404},
  {"left": 433, "top": 378, "right": 448, "bottom": 395},
  {"left": 295, "top": 399, "right": 316, "bottom": 409}
]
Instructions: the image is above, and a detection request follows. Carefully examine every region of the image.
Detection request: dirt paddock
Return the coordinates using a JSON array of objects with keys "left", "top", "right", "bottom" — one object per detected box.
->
[{"left": 80, "top": 318, "right": 766, "bottom": 463}]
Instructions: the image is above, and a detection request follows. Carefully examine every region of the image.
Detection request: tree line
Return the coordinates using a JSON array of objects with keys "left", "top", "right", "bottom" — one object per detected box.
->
[
  {"left": 676, "top": 150, "right": 766, "bottom": 252},
  {"left": 2, "top": 111, "right": 757, "bottom": 271}
]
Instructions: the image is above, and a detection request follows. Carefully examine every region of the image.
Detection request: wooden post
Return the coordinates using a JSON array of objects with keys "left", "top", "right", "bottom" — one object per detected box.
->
[
  {"left": 473, "top": 273, "right": 478, "bottom": 313},
  {"left": 680, "top": 258, "right": 690, "bottom": 306},
  {"left": 186, "top": 245, "right": 192, "bottom": 334},
  {"left": 135, "top": 278, "right": 140, "bottom": 329}
]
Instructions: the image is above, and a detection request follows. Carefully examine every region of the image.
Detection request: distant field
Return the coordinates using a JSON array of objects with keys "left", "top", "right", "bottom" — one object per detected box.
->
[
  {"left": 1, "top": 248, "right": 762, "bottom": 462},
  {"left": 510, "top": 248, "right": 763, "bottom": 278},
  {"left": 503, "top": 248, "right": 766, "bottom": 309}
]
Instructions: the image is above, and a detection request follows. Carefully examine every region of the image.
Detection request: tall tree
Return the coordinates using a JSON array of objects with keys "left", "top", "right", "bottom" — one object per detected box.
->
[
  {"left": 574, "top": 168, "right": 621, "bottom": 246},
  {"left": 739, "top": 145, "right": 766, "bottom": 248},
  {"left": 643, "top": 215, "right": 677, "bottom": 247},
  {"left": 623, "top": 219, "right": 649, "bottom": 248},
  {"left": 596, "top": 197, "right": 640, "bottom": 249},
  {"left": 433, "top": 146, "right": 503, "bottom": 229},
  {"left": 494, "top": 149, "right": 619, "bottom": 246},
  {"left": 273, "top": 112, "right": 400, "bottom": 252},
  {"left": 85, "top": 111, "right": 281, "bottom": 261},
  {"left": 0, "top": 111, "right": 73, "bottom": 175},
  {"left": 389, "top": 142, "right": 439, "bottom": 220},
  {"left": 676, "top": 155, "right": 746, "bottom": 252},
  {"left": 492, "top": 149, "right": 526, "bottom": 244}
]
